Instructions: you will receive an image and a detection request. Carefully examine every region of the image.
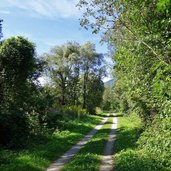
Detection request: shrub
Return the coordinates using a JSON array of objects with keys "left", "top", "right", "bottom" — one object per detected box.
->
[
  {"left": 0, "top": 110, "right": 29, "bottom": 148},
  {"left": 95, "top": 107, "right": 103, "bottom": 115},
  {"left": 42, "top": 108, "right": 63, "bottom": 133},
  {"left": 63, "top": 105, "right": 88, "bottom": 119},
  {"left": 115, "top": 149, "right": 165, "bottom": 171},
  {"left": 138, "top": 117, "right": 171, "bottom": 170}
]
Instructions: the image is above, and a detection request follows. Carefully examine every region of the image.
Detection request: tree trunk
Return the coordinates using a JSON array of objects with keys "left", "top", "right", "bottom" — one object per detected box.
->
[{"left": 83, "top": 72, "right": 88, "bottom": 109}]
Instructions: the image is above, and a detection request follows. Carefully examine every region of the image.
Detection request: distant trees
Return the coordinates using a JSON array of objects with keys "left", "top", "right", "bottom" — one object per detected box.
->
[
  {"left": 44, "top": 42, "right": 80, "bottom": 105},
  {"left": 102, "top": 86, "right": 115, "bottom": 111},
  {"left": 85, "top": 74, "right": 104, "bottom": 113},
  {"left": 44, "top": 41, "right": 105, "bottom": 113},
  {"left": 80, "top": 42, "right": 105, "bottom": 111}
]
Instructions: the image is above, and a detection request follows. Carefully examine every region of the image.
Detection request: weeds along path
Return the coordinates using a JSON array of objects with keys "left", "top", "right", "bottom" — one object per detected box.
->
[
  {"left": 46, "top": 114, "right": 109, "bottom": 171},
  {"left": 100, "top": 114, "right": 117, "bottom": 171}
]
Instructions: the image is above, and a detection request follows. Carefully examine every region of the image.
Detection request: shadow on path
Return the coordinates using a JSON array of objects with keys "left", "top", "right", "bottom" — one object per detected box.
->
[{"left": 46, "top": 116, "right": 109, "bottom": 171}]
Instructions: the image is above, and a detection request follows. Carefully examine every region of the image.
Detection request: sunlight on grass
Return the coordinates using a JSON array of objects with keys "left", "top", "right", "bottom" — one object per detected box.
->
[
  {"left": 0, "top": 115, "right": 102, "bottom": 171},
  {"left": 114, "top": 113, "right": 169, "bottom": 171},
  {"left": 63, "top": 117, "right": 113, "bottom": 171}
]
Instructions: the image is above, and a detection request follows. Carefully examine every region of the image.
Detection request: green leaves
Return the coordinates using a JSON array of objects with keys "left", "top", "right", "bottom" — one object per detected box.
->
[
  {"left": 138, "top": 117, "right": 171, "bottom": 169},
  {"left": 44, "top": 41, "right": 105, "bottom": 113},
  {"left": 0, "top": 36, "right": 41, "bottom": 146},
  {"left": 157, "top": 0, "right": 170, "bottom": 13}
]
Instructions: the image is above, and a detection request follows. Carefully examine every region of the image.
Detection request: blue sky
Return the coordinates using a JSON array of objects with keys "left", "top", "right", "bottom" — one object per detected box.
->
[
  {"left": 0, "top": 0, "right": 113, "bottom": 82},
  {"left": 0, "top": 0, "right": 108, "bottom": 56}
]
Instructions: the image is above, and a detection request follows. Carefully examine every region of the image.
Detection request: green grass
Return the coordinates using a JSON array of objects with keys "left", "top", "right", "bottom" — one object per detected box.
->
[
  {"left": 114, "top": 113, "right": 143, "bottom": 153},
  {"left": 62, "top": 116, "right": 113, "bottom": 171},
  {"left": 0, "top": 115, "right": 102, "bottom": 171},
  {"left": 114, "top": 113, "right": 169, "bottom": 171}
]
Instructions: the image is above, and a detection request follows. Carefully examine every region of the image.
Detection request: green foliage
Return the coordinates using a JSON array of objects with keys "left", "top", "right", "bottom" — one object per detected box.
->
[
  {"left": 44, "top": 41, "right": 80, "bottom": 106},
  {"left": 95, "top": 107, "right": 103, "bottom": 115},
  {"left": 102, "top": 87, "right": 113, "bottom": 110},
  {"left": 157, "top": 0, "right": 170, "bottom": 13},
  {"left": 44, "top": 41, "right": 105, "bottom": 114},
  {"left": 0, "top": 114, "right": 101, "bottom": 171},
  {"left": 63, "top": 117, "right": 112, "bottom": 171},
  {"left": 63, "top": 105, "right": 88, "bottom": 119},
  {"left": 85, "top": 74, "right": 104, "bottom": 114},
  {"left": 0, "top": 36, "right": 105, "bottom": 149},
  {"left": 78, "top": 1, "right": 171, "bottom": 169},
  {"left": 0, "top": 36, "right": 39, "bottom": 147},
  {"left": 115, "top": 114, "right": 171, "bottom": 171},
  {"left": 138, "top": 117, "right": 171, "bottom": 169},
  {"left": 115, "top": 149, "right": 166, "bottom": 171},
  {"left": 0, "top": 110, "right": 30, "bottom": 148},
  {"left": 78, "top": 0, "right": 171, "bottom": 119},
  {"left": 79, "top": 42, "right": 105, "bottom": 111}
]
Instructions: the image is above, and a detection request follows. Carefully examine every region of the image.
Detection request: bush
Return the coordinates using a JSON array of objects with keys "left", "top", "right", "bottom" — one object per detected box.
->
[
  {"left": 63, "top": 105, "right": 88, "bottom": 119},
  {"left": 115, "top": 149, "right": 165, "bottom": 171},
  {"left": 0, "top": 110, "right": 29, "bottom": 148},
  {"left": 95, "top": 107, "right": 103, "bottom": 115},
  {"left": 138, "top": 116, "right": 171, "bottom": 170},
  {"left": 42, "top": 108, "right": 63, "bottom": 133}
]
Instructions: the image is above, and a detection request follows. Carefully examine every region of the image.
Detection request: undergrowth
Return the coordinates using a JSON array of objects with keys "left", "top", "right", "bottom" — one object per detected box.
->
[
  {"left": 0, "top": 114, "right": 102, "bottom": 171},
  {"left": 114, "top": 113, "right": 171, "bottom": 171}
]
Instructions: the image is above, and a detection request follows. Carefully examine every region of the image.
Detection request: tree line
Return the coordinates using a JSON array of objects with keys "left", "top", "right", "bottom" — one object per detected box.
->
[
  {"left": 44, "top": 41, "right": 105, "bottom": 113},
  {"left": 78, "top": 0, "right": 171, "bottom": 169},
  {"left": 0, "top": 37, "right": 105, "bottom": 147},
  {"left": 78, "top": 0, "right": 171, "bottom": 121}
]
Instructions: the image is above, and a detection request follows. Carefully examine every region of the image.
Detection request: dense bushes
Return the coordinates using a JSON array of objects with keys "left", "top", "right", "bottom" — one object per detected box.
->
[
  {"left": 0, "top": 110, "right": 29, "bottom": 147},
  {"left": 138, "top": 116, "right": 171, "bottom": 169},
  {"left": 78, "top": 0, "right": 171, "bottom": 118},
  {"left": 0, "top": 37, "right": 60, "bottom": 147},
  {"left": 115, "top": 113, "right": 171, "bottom": 171},
  {"left": 115, "top": 149, "right": 165, "bottom": 171}
]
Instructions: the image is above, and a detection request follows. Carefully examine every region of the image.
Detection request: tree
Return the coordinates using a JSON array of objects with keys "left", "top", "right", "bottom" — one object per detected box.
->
[
  {"left": 0, "top": 36, "right": 41, "bottom": 146},
  {"left": 78, "top": 1, "right": 171, "bottom": 169},
  {"left": 44, "top": 41, "right": 105, "bottom": 113},
  {"left": 44, "top": 42, "right": 80, "bottom": 105},
  {"left": 80, "top": 42, "right": 105, "bottom": 109},
  {"left": 78, "top": 0, "right": 171, "bottom": 120},
  {"left": 86, "top": 74, "right": 104, "bottom": 114},
  {"left": 102, "top": 86, "right": 115, "bottom": 110}
]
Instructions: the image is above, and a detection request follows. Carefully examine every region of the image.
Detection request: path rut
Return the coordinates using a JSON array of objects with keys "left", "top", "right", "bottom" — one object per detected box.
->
[
  {"left": 100, "top": 114, "right": 117, "bottom": 171},
  {"left": 46, "top": 114, "right": 109, "bottom": 171}
]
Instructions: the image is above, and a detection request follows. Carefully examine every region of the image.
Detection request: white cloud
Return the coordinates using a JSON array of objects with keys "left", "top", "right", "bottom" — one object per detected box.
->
[
  {"left": 0, "top": 10, "right": 10, "bottom": 14},
  {"left": 2, "top": 0, "right": 80, "bottom": 18}
]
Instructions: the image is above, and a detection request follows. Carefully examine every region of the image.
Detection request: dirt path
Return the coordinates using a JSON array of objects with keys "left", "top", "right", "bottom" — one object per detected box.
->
[
  {"left": 99, "top": 114, "right": 117, "bottom": 171},
  {"left": 46, "top": 114, "right": 109, "bottom": 171}
]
